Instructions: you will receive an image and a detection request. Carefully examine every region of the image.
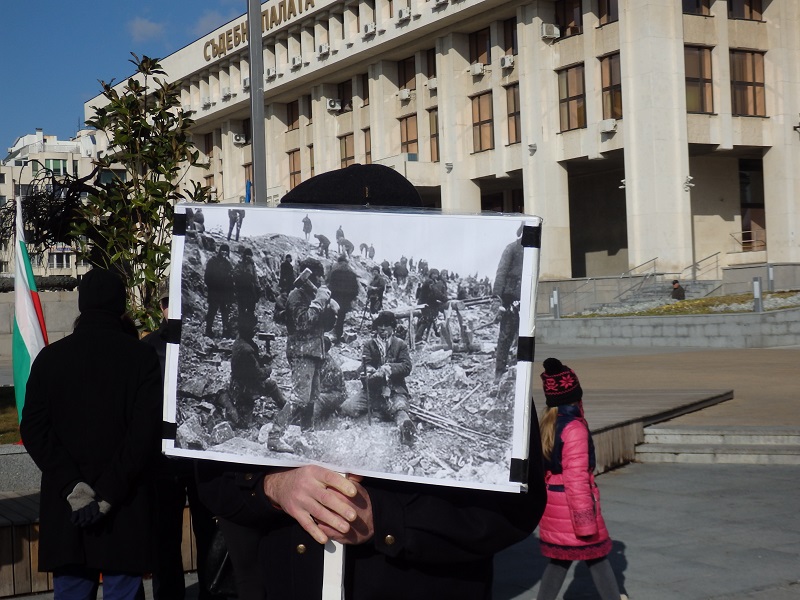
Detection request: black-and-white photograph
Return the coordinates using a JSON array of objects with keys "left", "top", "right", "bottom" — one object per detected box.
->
[{"left": 163, "top": 204, "right": 541, "bottom": 492}]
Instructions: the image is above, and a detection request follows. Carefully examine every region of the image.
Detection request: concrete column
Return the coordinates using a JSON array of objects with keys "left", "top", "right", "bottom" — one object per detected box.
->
[
  {"left": 437, "top": 33, "right": 480, "bottom": 213},
  {"left": 762, "top": 2, "right": 800, "bottom": 263},
  {"left": 519, "top": 2, "right": 572, "bottom": 278},
  {"left": 370, "top": 61, "right": 398, "bottom": 161},
  {"left": 619, "top": 0, "right": 693, "bottom": 273}
]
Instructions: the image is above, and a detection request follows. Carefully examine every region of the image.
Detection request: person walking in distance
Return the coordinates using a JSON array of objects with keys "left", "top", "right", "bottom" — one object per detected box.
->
[
  {"left": 302, "top": 213, "right": 313, "bottom": 242},
  {"left": 536, "top": 358, "right": 626, "bottom": 600}
]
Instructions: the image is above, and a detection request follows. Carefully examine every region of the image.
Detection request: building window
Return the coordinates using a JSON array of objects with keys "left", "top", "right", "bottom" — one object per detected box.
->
[
  {"left": 685, "top": 46, "right": 713, "bottom": 113},
  {"left": 303, "top": 95, "right": 313, "bottom": 124},
  {"left": 243, "top": 119, "right": 252, "bottom": 143},
  {"left": 398, "top": 56, "right": 416, "bottom": 90},
  {"left": 400, "top": 115, "right": 418, "bottom": 155},
  {"left": 387, "top": 0, "right": 394, "bottom": 18},
  {"left": 555, "top": 0, "right": 583, "bottom": 37},
  {"left": 338, "top": 79, "right": 353, "bottom": 112},
  {"left": 728, "top": 0, "right": 762, "bottom": 20},
  {"left": 0, "top": 261, "right": 9, "bottom": 274},
  {"left": 364, "top": 128, "right": 372, "bottom": 164},
  {"left": 361, "top": 74, "right": 370, "bottom": 106},
  {"left": 204, "top": 133, "right": 214, "bottom": 159},
  {"left": 429, "top": 109, "right": 439, "bottom": 163},
  {"left": 599, "top": 0, "right": 619, "bottom": 24},
  {"left": 469, "top": 28, "right": 491, "bottom": 65},
  {"left": 558, "top": 64, "right": 586, "bottom": 131},
  {"left": 45, "top": 159, "right": 67, "bottom": 176},
  {"left": 287, "top": 100, "right": 300, "bottom": 131},
  {"left": 471, "top": 92, "right": 494, "bottom": 152},
  {"left": 600, "top": 53, "right": 623, "bottom": 119},
  {"left": 340, "top": 134, "right": 355, "bottom": 168},
  {"left": 308, "top": 146, "right": 315, "bottom": 177},
  {"left": 506, "top": 85, "right": 521, "bottom": 145},
  {"left": 244, "top": 163, "right": 253, "bottom": 185},
  {"left": 503, "top": 18, "right": 518, "bottom": 56},
  {"left": 683, "top": 0, "right": 711, "bottom": 15},
  {"left": 739, "top": 158, "right": 766, "bottom": 250},
  {"left": 48, "top": 252, "right": 71, "bottom": 269},
  {"left": 730, "top": 50, "right": 766, "bottom": 116},
  {"left": 0, "top": 174, "right": 4, "bottom": 184},
  {"left": 288, "top": 150, "right": 301, "bottom": 189},
  {"left": 426, "top": 48, "right": 437, "bottom": 78}
]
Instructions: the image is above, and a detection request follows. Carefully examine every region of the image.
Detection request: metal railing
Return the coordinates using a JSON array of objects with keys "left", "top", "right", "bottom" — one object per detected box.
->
[
  {"left": 613, "top": 257, "right": 659, "bottom": 301},
  {"left": 730, "top": 230, "right": 767, "bottom": 252},
  {"left": 679, "top": 252, "right": 721, "bottom": 282}
]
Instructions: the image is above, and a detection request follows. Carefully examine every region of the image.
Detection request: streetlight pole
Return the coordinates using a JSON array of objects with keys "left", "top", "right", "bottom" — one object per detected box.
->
[{"left": 247, "top": 0, "right": 267, "bottom": 205}]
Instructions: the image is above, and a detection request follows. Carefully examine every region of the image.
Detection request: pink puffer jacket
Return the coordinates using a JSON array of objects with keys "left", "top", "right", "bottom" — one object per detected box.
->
[{"left": 538, "top": 417, "right": 612, "bottom": 561}]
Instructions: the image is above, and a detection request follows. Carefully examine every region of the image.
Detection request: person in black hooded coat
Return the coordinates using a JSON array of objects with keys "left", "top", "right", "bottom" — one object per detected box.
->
[{"left": 21, "top": 268, "right": 162, "bottom": 598}]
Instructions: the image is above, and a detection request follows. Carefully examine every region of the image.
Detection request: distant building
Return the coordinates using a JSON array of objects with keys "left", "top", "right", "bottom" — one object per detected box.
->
[
  {"left": 1, "top": 128, "right": 104, "bottom": 279},
  {"left": 82, "top": 0, "right": 798, "bottom": 281}
]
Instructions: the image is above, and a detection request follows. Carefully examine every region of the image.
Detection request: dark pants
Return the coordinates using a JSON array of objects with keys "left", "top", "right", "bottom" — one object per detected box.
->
[
  {"left": 153, "top": 460, "right": 218, "bottom": 600},
  {"left": 217, "top": 519, "right": 264, "bottom": 600},
  {"left": 495, "top": 307, "right": 520, "bottom": 375},
  {"left": 332, "top": 299, "right": 353, "bottom": 341},
  {"left": 206, "top": 294, "right": 233, "bottom": 337},
  {"left": 53, "top": 567, "right": 143, "bottom": 600}
]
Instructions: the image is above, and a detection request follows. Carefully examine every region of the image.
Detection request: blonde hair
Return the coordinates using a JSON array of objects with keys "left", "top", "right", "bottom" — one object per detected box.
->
[{"left": 539, "top": 406, "right": 558, "bottom": 461}]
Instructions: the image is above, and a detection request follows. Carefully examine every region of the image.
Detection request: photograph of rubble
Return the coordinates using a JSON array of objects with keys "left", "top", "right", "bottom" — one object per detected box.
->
[{"left": 163, "top": 204, "right": 541, "bottom": 492}]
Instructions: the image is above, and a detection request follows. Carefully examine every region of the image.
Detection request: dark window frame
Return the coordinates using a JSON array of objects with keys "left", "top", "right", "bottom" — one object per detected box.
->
[
  {"left": 684, "top": 46, "right": 714, "bottom": 114},
  {"left": 600, "top": 53, "right": 623, "bottom": 119},
  {"left": 557, "top": 64, "right": 587, "bottom": 132},
  {"left": 471, "top": 92, "right": 495, "bottom": 152},
  {"left": 730, "top": 50, "right": 766, "bottom": 116}
]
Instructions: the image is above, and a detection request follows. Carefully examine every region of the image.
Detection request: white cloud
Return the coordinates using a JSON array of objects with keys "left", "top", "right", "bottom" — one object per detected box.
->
[
  {"left": 191, "top": 10, "right": 239, "bottom": 38},
  {"left": 127, "top": 17, "right": 166, "bottom": 43}
]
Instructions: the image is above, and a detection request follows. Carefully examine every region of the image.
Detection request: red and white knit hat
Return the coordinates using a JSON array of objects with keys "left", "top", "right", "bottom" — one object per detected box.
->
[{"left": 540, "top": 357, "right": 583, "bottom": 407}]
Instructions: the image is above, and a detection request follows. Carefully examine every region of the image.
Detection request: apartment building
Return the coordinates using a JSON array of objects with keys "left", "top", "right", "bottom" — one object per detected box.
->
[
  {"left": 1, "top": 129, "right": 101, "bottom": 278},
  {"left": 85, "top": 0, "right": 799, "bottom": 280}
]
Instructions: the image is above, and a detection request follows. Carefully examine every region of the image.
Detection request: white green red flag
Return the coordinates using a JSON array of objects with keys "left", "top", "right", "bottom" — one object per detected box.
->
[{"left": 12, "top": 196, "right": 48, "bottom": 423}]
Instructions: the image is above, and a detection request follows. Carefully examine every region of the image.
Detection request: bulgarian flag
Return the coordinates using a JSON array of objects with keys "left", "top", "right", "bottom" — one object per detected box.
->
[{"left": 12, "top": 196, "right": 48, "bottom": 423}]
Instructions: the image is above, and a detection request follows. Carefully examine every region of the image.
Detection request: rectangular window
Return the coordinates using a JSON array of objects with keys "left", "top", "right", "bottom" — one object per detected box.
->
[
  {"left": 729, "top": 0, "right": 762, "bottom": 20},
  {"left": 304, "top": 95, "right": 313, "bottom": 124},
  {"left": 287, "top": 100, "right": 300, "bottom": 131},
  {"left": 685, "top": 46, "right": 713, "bottom": 113},
  {"left": 400, "top": 115, "right": 418, "bottom": 155},
  {"left": 48, "top": 252, "right": 71, "bottom": 269},
  {"left": 558, "top": 64, "right": 586, "bottom": 131},
  {"left": 398, "top": 56, "right": 416, "bottom": 90},
  {"left": 555, "top": 0, "right": 583, "bottom": 37},
  {"left": 339, "top": 134, "right": 355, "bottom": 168},
  {"left": 309, "top": 145, "right": 315, "bottom": 177},
  {"left": 469, "top": 28, "right": 491, "bottom": 65},
  {"left": 599, "top": 0, "right": 619, "bottom": 24},
  {"left": 429, "top": 109, "right": 440, "bottom": 163},
  {"left": 506, "top": 85, "right": 521, "bottom": 145},
  {"left": 364, "top": 128, "right": 372, "bottom": 164},
  {"left": 0, "top": 174, "right": 4, "bottom": 184},
  {"left": 204, "top": 133, "right": 214, "bottom": 159},
  {"left": 45, "top": 159, "right": 67, "bottom": 176},
  {"left": 503, "top": 18, "right": 518, "bottom": 56},
  {"left": 338, "top": 79, "right": 353, "bottom": 112},
  {"left": 426, "top": 48, "right": 437, "bottom": 78},
  {"left": 243, "top": 119, "right": 252, "bottom": 143},
  {"left": 471, "top": 92, "right": 495, "bottom": 152},
  {"left": 0, "top": 196, "right": 6, "bottom": 206},
  {"left": 730, "top": 50, "right": 766, "bottom": 116},
  {"left": 600, "top": 53, "right": 623, "bottom": 119},
  {"left": 361, "top": 74, "right": 370, "bottom": 106},
  {"left": 683, "top": 0, "right": 711, "bottom": 15},
  {"left": 0, "top": 261, "right": 9, "bottom": 274},
  {"left": 288, "top": 150, "right": 301, "bottom": 189}
]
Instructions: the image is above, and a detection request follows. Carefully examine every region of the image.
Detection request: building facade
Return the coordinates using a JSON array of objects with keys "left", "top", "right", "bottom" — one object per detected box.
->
[
  {"left": 87, "top": 0, "right": 800, "bottom": 280},
  {"left": 1, "top": 129, "right": 102, "bottom": 278}
]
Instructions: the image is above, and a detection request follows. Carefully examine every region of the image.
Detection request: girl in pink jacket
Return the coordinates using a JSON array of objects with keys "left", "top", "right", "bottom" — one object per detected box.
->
[{"left": 536, "top": 358, "right": 624, "bottom": 600}]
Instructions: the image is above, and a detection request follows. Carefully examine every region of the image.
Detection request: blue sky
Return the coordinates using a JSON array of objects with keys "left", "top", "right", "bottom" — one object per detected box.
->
[{"left": 0, "top": 0, "right": 246, "bottom": 150}]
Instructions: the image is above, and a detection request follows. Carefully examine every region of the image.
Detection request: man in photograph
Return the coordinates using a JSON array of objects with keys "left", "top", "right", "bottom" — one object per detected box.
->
[
  {"left": 415, "top": 268, "right": 448, "bottom": 342},
  {"left": 227, "top": 208, "right": 245, "bottom": 242},
  {"left": 327, "top": 254, "right": 360, "bottom": 343},
  {"left": 233, "top": 247, "right": 259, "bottom": 321},
  {"left": 493, "top": 224, "right": 524, "bottom": 383},
  {"left": 342, "top": 311, "right": 415, "bottom": 445},
  {"left": 314, "top": 233, "right": 331, "bottom": 258},
  {"left": 268, "top": 257, "right": 338, "bottom": 452},
  {"left": 204, "top": 244, "right": 234, "bottom": 338}
]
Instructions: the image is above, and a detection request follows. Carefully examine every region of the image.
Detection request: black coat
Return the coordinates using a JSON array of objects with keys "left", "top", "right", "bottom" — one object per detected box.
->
[
  {"left": 196, "top": 419, "right": 546, "bottom": 599},
  {"left": 21, "top": 311, "right": 163, "bottom": 573}
]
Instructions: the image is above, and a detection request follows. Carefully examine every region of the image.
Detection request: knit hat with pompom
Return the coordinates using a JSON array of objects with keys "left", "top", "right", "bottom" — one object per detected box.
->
[{"left": 540, "top": 357, "right": 583, "bottom": 407}]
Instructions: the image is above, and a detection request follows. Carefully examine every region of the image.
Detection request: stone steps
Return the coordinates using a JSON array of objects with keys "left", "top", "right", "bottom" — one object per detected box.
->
[{"left": 635, "top": 425, "right": 800, "bottom": 465}]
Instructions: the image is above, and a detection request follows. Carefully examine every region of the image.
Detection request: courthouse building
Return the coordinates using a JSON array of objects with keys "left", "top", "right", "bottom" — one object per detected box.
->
[{"left": 85, "top": 0, "right": 799, "bottom": 282}]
